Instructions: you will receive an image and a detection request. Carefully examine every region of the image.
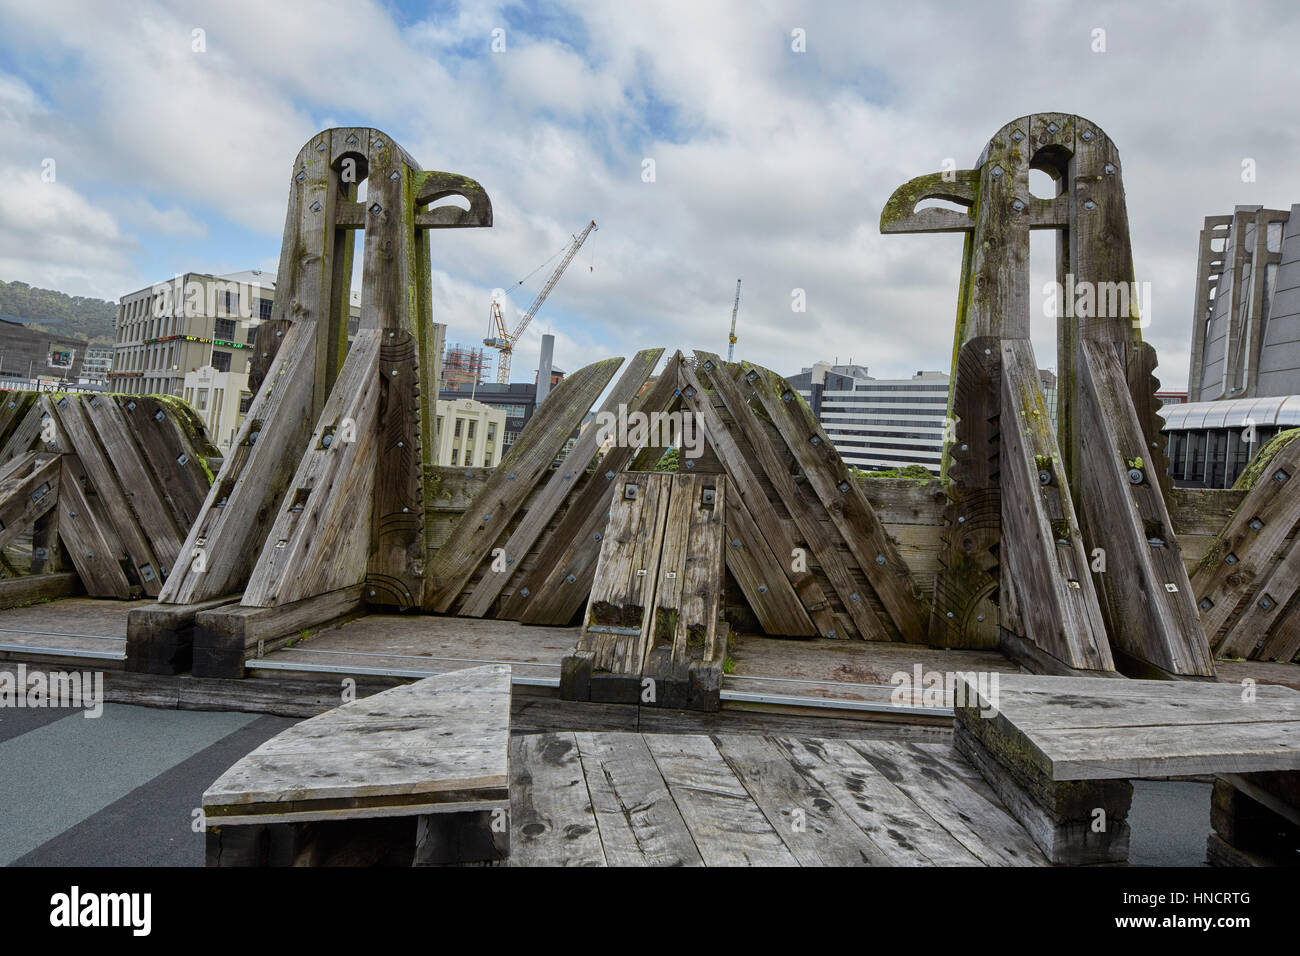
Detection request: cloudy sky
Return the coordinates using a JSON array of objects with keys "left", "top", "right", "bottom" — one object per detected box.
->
[{"left": 1, "top": 0, "right": 1298, "bottom": 388}]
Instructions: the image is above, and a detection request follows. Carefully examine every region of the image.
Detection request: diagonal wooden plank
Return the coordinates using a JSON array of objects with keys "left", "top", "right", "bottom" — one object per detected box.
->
[
  {"left": 574, "top": 732, "right": 702, "bottom": 867},
  {"left": 425, "top": 356, "right": 623, "bottom": 612},
  {"left": 644, "top": 733, "right": 797, "bottom": 866},
  {"left": 123, "top": 395, "right": 217, "bottom": 533},
  {"left": 55, "top": 460, "right": 132, "bottom": 598},
  {"left": 693, "top": 352, "right": 880, "bottom": 639},
  {"left": 242, "top": 331, "right": 380, "bottom": 607},
  {"left": 0, "top": 401, "right": 46, "bottom": 468},
  {"left": 460, "top": 347, "right": 665, "bottom": 617},
  {"left": 82, "top": 394, "right": 186, "bottom": 572},
  {"left": 0, "top": 453, "right": 59, "bottom": 551},
  {"left": 714, "top": 734, "right": 894, "bottom": 866},
  {"left": 671, "top": 475, "right": 725, "bottom": 673},
  {"left": 505, "top": 355, "right": 685, "bottom": 626},
  {"left": 678, "top": 356, "right": 823, "bottom": 636},
  {"left": 721, "top": 477, "right": 815, "bottom": 636},
  {"left": 508, "top": 733, "right": 606, "bottom": 867},
  {"left": 47, "top": 394, "right": 162, "bottom": 595},
  {"left": 743, "top": 362, "right": 928, "bottom": 642},
  {"left": 159, "top": 318, "right": 321, "bottom": 604}
]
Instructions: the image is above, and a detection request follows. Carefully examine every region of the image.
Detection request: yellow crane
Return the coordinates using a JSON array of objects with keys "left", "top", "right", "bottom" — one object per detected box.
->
[
  {"left": 727, "top": 278, "right": 741, "bottom": 361},
  {"left": 485, "top": 220, "right": 597, "bottom": 384}
]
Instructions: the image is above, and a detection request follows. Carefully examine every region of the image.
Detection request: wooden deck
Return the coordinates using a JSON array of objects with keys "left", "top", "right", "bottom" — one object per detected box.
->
[{"left": 508, "top": 731, "right": 1047, "bottom": 866}]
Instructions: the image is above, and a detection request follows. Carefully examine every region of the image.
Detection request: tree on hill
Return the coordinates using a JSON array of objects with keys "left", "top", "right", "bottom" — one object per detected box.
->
[{"left": 0, "top": 280, "right": 118, "bottom": 344}]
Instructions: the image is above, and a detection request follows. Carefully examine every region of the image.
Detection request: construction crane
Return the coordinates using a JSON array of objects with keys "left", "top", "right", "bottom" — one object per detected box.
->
[
  {"left": 485, "top": 220, "right": 597, "bottom": 384},
  {"left": 726, "top": 278, "right": 742, "bottom": 361}
]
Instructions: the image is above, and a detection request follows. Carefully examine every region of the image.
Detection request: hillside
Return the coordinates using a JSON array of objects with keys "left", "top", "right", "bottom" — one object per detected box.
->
[{"left": 0, "top": 280, "right": 118, "bottom": 344}]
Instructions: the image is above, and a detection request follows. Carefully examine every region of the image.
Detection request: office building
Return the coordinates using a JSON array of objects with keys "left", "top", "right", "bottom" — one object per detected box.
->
[{"left": 433, "top": 397, "right": 506, "bottom": 468}]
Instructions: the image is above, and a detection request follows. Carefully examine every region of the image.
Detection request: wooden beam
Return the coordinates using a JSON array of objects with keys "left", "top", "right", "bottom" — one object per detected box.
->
[
  {"left": 0, "top": 453, "right": 59, "bottom": 552},
  {"left": 55, "top": 459, "right": 133, "bottom": 598},
  {"left": 424, "top": 356, "right": 623, "bottom": 612}
]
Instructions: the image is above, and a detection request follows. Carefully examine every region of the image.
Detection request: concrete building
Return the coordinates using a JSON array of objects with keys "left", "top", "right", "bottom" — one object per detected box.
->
[
  {"left": 0, "top": 316, "right": 90, "bottom": 387},
  {"left": 1162, "top": 395, "right": 1300, "bottom": 488},
  {"left": 182, "top": 365, "right": 248, "bottom": 453},
  {"left": 1188, "top": 204, "right": 1300, "bottom": 401},
  {"left": 786, "top": 362, "right": 950, "bottom": 473},
  {"left": 81, "top": 345, "right": 113, "bottom": 385},
  {"left": 434, "top": 397, "right": 506, "bottom": 468}
]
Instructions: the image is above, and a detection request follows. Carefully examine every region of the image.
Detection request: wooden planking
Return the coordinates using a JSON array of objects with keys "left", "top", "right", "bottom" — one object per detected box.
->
[
  {"left": 645, "top": 472, "right": 698, "bottom": 675},
  {"left": 242, "top": 331, "right": 380, "bottom": 607},
  {"left": 1075, "top": 338, "right": 1210, "bottom": 676},
  {"left": 573, "top": 732, "right": 702, "bottom": 866},
  {"left": 643, "top": 733, "right": 797, "bottom": 866},
  {"left": 0, "top": 453, "right": 58, "bottom": 552},
  {"left": 998, "top": 340, "right": 1113, "bottom": 671},
  {"left": 743, "top": 363, "right": 927, "bottom": 642},
  {"left": 930, "top": 337, "right": 1001, "bottom": 647},
  {"left": 1194, "top": 431, "right": 1300, "bottom": 657},
  {"left": 693, "top": 353, "right": 877, "bottom": 639},
  {"left": 47, "top": 395, "right": 163, "bottom": 594},
  {"left": 55, "top": 460, "right": 132, "bottom": 598},
  {"left": 81, "top": 395, "right": 186, "bottom": 572},
  {"left": 124, "top": 396, "right": 216, "bottom": 529},
  {"left": 160, "top": 318, "right": 321, "bottom": 604},
  {"left": 0, "top": 400, "right": 45, "bottom": 467},
  {"left": 713, "top": 734, "right": 894, "bottom": 866},
  {"left": 507, "top": 733, "right": 605, "bottom": 867},
  {"left": 582, "top": 472, "right": 671, "bottom": 674},
  {"left": 368, "top": 329, "right": 425, "bottom": 608},
  {"left": 956, "top": 673, "right": 1300, "bottom": 781},
  {"left": 671, "top": 475, "right": 725, "bottom": 673},
  {"left": 848, "top": 739, "right": 1046, "bottom": 865},
  {"left": 505, "top": 357, "right": 686, "bottom": 626},
  {"left": 204, "top": 664, "right": 510, "bottom": 822},
  {"left": 460, "top": 347, "right": 664, "bottom": 618},
  {"left": 1223, "top": 530, "right": 1300, "bottom": 661},
  {"left": 722, "top": 480, "right": 816, "bottom": 636},
  {"left": 775, "top": 736, "right": 983, "bottom": 864},
  {"left": 425, "top": 357, "right": 623, "bottom": 612},
  {"left": 680, "top": 355, "right": 824, "bottom": 636}
]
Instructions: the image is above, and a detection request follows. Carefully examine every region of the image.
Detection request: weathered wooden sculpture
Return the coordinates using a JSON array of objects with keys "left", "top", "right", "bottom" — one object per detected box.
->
[
  {"left": 0, "top": 389, "right": 218, "bottom": 615},
  {"left": 882, "top": 113, "right": 1214, "bottom": 678}
]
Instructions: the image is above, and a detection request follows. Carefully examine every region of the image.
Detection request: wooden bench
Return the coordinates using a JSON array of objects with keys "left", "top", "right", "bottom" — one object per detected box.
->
[
  {"left": 203, "top": 664, "right": 511, "bottom": 866},
  {"left": 954, "top": 674, "right": 1300, "bottom": 864}
]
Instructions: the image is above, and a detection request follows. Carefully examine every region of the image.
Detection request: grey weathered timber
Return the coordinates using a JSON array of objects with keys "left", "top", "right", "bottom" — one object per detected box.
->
[
  {"left": 459, "top": 347, "right": 664, "bottom": 618},
  {"left": 54, "top": 460, "right": 133, "bottom": 598},
  {"left": 955, "top": 673, "right": 1300, "bottom": 781},
  {"left": 507, "top": 733, "right": 605, "bottom": 867},
  {"left": 929, "top": 338, "right": 1001, "bottom": 647},
  {"left": 1193, "top": 430, "right": 1300, "bottom": 660},
  {"left": 0, "top": 572, "right": 81, "bottom": 610},
  {"left": 880, "top": 113, "right": 1209, "bottom": 677},
  {"left": 125, "top": 595, "right": 239, "bottom": 675},
  {"left": 204, "top": 664, "right": 510, "bottom": 866},
  {"left": 0, "top": 453, "right": 58, "bottom": 552},
  {"left": 241, "top": 332, "right": 380, "bottom": 608},
  {"left": 425, "top": 357, "right": 622, "bottom": 612},
  {"left": 744, "top": 362, "right": 927, "bottom": 642},
  {"left": 193, "top": 584, "right": 365, "bottom": 678}
]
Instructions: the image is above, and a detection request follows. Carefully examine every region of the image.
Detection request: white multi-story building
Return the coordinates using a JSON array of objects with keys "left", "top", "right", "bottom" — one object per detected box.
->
[
  {"left": 433, "top": 397, "right": 507, "bottom": 468},
  {"left": 182, "top": 365, "right": 247, "bottom": 452},
  {"left": 786, "top": 362, "right": 950, "bottom": 474}
]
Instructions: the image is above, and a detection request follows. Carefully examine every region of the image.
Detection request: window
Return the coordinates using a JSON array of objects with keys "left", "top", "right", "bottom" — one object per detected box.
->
[
  {"left": 487, "top": 423, "right": 496, "bottom": 442},
  {"left": 450, "top": 449, "right": 459, "bottom": 466},
  {"left": 258, "top": 298, "right": 273, "bottom": 321},
  {"left": 239, "top": 391, "right": 253, "bottom": 414},
  {"left": 211, "top": 350, "right": 232, "bottom": 373},
  {"left": 484, "top": 453, "right": 493, "bottom": 467},
  {"left": 454, "top": 419, "right": 463, "bottom": 437},
  {"left": 467, "top": 420, "right": 476, "bottom": 440},
  {"left": 246, "top": 324, "right": 258, "bottom": 345},
  {"left": 196, "top": 389, "right": 208, "bottom": 411},
  {"left": 215, "top": 318, "right": 237, "bottom": 340}
]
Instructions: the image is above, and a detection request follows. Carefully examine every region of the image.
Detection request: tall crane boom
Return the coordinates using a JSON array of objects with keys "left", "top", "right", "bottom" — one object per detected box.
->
[
  {"left": 727, "top": 278, "right": 741, "bottom": 362},
  {"left": 486, "top": 220, "right": 597, "bottom": 384}
]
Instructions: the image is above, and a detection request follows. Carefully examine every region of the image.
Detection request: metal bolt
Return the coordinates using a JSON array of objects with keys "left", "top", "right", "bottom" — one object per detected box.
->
[
  {"left": 1081, "top": 130, "right": 1093, "bottom": 142},
  {"left": 1047, "top": 122, "right": 1059, "bottom": 133},
  {"left": 1249, "top": 518, "right": 1263, "bottom": 531},
  {"left": 593, "top": 532, "right": 602, "bottom": 541},
  {"left": 1225, "top": 553, "right": 1238, "bottom": 565},
  {"left": 960, "top": 444, "right": 969, "bottom": 452},
  {"left": 957, "top": 515, "right": 966, "bottom": 523},
  {"left": 604, "top": 470, "right": 614, "bottom": 480},
  {"left": 389, "top": 171, "right": 400, "bottom": 181},
  {"left": 1259, "top": 595, "right": 1275, "bottom": 610},
  {"left": 684, "top": 459, "right": 695, "bottom": 469},
  {"left": 311, "top": 201, "right": 322, "bottom": 213},
  {"left": 838, "top": 480, "right": 850, "bottom": 492},
  {"left": 565, "top": 574, "right": 576, "bottom": 584},
  {"left": 295, "top": 171, "right": 305, "bottom": 183},
  {"left": 946, "top": 611, "right": 955, "bottom": 619},
  {"left": 849, "top": 593, "right": 860, "bottom": 603},
  {"left": 976, "top": 615, "right": 985, "bottom": 623},
  {"left": 1084, "top": 200, "right": 1096, "bottom": 210},
  {"left": 520, "top": 588, "right": 530, "bottom": 598},
  {"left": 370, "top": 202, "right": 382, "bottom": 214},
  {"left": 1012, "top": 200, "right": 1024, "bottom": 212},
  {"left": 1127, "top": 468, "right": 1143, "bottom": 484},
  {"left": 1103, "top": 163, "right": 1115, "bottom": 175},
  {"left": 984, "top": 348, "right": 991, "bottom": 355},
  {"left": 1011, "top": 130, "right": 1024, "bottom": 142},
  {"left": 731, "top": 539, "right": 741, "bottom": 548},
  {"left": 321, "top": 434, "right": 333, "bottom": 448},
  {"left": 1199, "top": 598, "right": 1213, "bottom": 611},
  {"left": 876, "top": 555, "right": 886, "bottom": 565},
  {"left": 1038, "top": 470, "right": 1051, "bottom": 485},
  {"left": 758, "top": 585, "right": 768, "bottom": 594},
  {"left": 811, "top": 436, "right": 820, "bottom": 445},
  {"left": 826, "top": 630, "right": 837, "bottom": 639}
]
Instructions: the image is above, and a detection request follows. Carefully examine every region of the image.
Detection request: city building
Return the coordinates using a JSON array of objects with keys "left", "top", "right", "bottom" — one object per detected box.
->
[
  {"left": 1162, "top": 395, "right": 1300, "bottom": 488},
  {"left": 182, "top": 364, "right": 248, "bottom": 452},
  {"left": 439, "top": 381, "right": 537, "bottom": 456},
  {"left": 786, "top": 362, "right": 949, "bottom": 473},
  {"left": 81, "top": 345, "right": 113, "bottom": 385},
  {"left": 1188, "top": 204, "right": 1300, "bottom": 401},
  {"left": 0, "top": 316, "right": 92, "bottom": 388},
  {"left": 433, "top": 397, "right": 506, "bottom": 468}
]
